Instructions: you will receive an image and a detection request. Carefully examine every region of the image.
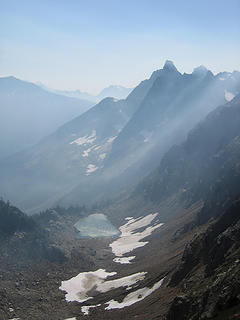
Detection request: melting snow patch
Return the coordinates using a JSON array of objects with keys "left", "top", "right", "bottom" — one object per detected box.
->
[
  {"left": 81, "top": 305, "right": 101, "bottom": 315},
  {"left": 225, "top": 90, "right": 235, "bottom": 102},
  {"left": 59, "top": 269, "right": 117, "bottom": 303},
  {"left": 64, "top": 318, "right": 77, "bottom": 320},
  {"left": 141, "top": 130, "right": 153, "bottom": 143},
  {"left": 105, "top": 277, "right": 164, "bottom": 310},
  {"left": 110, "top": 213, "right": 164, "bottom": 257},
  {"left": 113, "top": 256, "right": 136, "bottom": 264},
  {"left": 70, "top": 130, "right": 96, "bottom": 146},
  {"left": 82, "top": 147, "right": 93, "bottom": 157},
  {"left": 60, "top": 269, "right": 146, "bottom": 304},
  {"left": 107, "top": 136, "right": 117, "bottom": 144},
  {"left": 99, "top": 153, "right": 107, "bottom": 160},
  {"left": 96, "top": 272, "right": 146, "bottom": 293},
  {"left": 86, "top": 164, "right": 98, "bottom": 175}
]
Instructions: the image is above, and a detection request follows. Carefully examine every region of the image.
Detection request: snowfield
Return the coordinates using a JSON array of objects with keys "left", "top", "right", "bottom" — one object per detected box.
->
[
  {"left": 225, "top": 90, "right": 235, "bottom": 102},
  {"left": 107, "top": 136, "right": 117, "bottom": 143},
  {"left": 82, "top": 147, "right": 94, "bottom": 157},
  {"left": 113, "top": 256, "right": 136, "bottom": 264},
  {"left": 86, "top": 164, "right": 98, "bottom": 175},
  {"left": 60, "top": 269, "right": 117, "bottom": 303},
  {"left": 96, "top": 272, "right": 146, "bottom": 293},
  {"left": 81, "top": 305, "right": 101, "bottom": 315},
  {"left": 60, "top": 269, "right": 146, "bottom": 303},
  {"left": 110, "top": 213, "right": 164, "bottom": 259},
  {"left": 105, "top": 277, "right": 165, "bottom": 310},
  {"left": 70, "top": 130, "right": 96, "bottom": 146},
  {"left": 99, "top": 153, "right": 107, "bottom": 160}
]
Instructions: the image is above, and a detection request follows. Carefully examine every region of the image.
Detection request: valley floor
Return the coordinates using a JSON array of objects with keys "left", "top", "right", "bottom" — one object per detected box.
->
[{"left": 0, "top": 197, "right": 204, "bottom": 320}]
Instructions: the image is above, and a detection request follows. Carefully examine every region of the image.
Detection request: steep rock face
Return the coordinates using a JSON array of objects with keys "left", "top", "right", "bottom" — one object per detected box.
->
[
  {"left": 135, "top": 94, "right": 240, "bottom": 211},
  {"left": 0, "top": 76, "right": 93, "bottom": 158},
  {"left": 167, "top": 197, "right": 240, "bottom": 320},
  {"left": 104, "top": 63, "right": 240, "bottom": 180},
  {"left": 61, "top": 65, "right": 240, "bottom": 209}
]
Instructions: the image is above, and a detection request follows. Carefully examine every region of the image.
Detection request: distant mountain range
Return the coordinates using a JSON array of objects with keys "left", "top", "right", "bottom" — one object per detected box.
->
[
  {"left": 0, "top": 61, "right": 239, "bottom": 213},
  {"left": 36, "top": 83, "right": 133, "bottom": 102},
  {"left": 0, "top": 76, "right": 94, "bottom": 159}
]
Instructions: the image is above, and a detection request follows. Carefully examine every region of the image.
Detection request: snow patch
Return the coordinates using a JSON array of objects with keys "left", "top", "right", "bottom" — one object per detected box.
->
[
  {"left": 225, "top": 90, "right": 235, "bottom": 102},
  {"left": 107, "top": 136, "right": 117, "bottom": 144},
  {"left": 113, "top": 256, "right": 136, "bottom": 264},
  {"left": 59, "top": 269, "right": 117, "bottom": 303},
  {"left": 141, "top": 130, "right": 153, "bottom": 143},
  {"left": 81, "top": 305, "right": 101, "bottom": 315},
  {"left": 93, "top": 145, "right": 102, "bottom": 151},
  {"left": 82, "top": 147, "right": 93, "bottom": 157},
  {"left": 96, "top": 272, "right": 146, "bottom": 293},
  {"left": 60, "top": 269, "right": 146, "bottom": 304},
  {"left": 110, "top": 213, "right": 164, "bottom": 257},
  {"left": 86, "top": 164, "right": 98, "bottom": 175},
  {"left": 105, "top": 277, "right": 164, "bottom": 310},
  {"left": 70, "top": 130, "right": 96, "bottom": 146},
  {"left": 99, "top": 153, "right": 107, "bottom": 160}
]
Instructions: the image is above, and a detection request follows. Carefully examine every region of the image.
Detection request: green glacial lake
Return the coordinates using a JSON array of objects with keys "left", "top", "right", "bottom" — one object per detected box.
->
[{"left": 74, "top": 213, "right": 120, "bottom": 238}]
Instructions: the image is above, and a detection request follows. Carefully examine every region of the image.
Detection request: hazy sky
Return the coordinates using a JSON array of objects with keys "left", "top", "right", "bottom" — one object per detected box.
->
[{"left": 1, "top": 0, "right": 240, "bottom": 94}]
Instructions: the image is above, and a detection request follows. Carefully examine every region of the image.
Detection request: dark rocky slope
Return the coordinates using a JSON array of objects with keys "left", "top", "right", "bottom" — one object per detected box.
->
[
  {"left": 167, "top": 197, "right": 240, "bottom": 320},
  {"left": 0, "top": 199, "right": 66, "bottom": 265},
  {"left": 135, "top": 94, "right": 240, "bottom": 213}
]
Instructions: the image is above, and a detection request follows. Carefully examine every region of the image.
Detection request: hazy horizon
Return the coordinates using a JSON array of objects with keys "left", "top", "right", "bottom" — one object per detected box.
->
[
  {"left": 1, "top": 60, "right": 240, "bottom": 96},
  {"left": 1, "top": 0, "right": 240, "bottom": 94}
]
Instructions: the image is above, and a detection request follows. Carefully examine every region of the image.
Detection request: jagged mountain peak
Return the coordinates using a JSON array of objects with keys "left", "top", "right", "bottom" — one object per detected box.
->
[
  {"left": 163, "top": 60, "right": 178, "bottom": 72},
  {"left": 149, "top": 60, "right": 179, "bottom": 81},
  {"left": 192, "top": 65, "right": 212, "bottom": 77}
]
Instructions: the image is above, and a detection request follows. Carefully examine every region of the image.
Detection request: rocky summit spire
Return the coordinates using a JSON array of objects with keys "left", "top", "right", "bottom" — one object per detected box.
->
[{"left": 163, "top": 60, "right": 178, "bottom": 72}]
